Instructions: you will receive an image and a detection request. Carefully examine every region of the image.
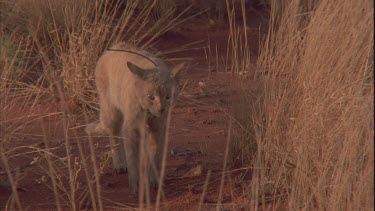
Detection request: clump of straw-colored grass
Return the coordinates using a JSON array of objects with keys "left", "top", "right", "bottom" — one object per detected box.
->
[{"left": 233, "top": 0, "right": 373, "bottom": 209}]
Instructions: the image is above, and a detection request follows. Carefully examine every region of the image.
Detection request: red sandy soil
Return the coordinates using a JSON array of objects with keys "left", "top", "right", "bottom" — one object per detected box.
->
[{"left": 0, "top": 9, "right": 268, "bottom": 210}]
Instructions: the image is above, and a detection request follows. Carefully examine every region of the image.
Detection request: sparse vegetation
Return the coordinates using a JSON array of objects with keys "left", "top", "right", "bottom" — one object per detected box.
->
[{"left": 1, "top": 0, "right": 373, "bottom": 210}]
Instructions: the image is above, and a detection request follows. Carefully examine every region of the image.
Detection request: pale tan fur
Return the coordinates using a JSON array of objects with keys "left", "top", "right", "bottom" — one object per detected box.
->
[{"left": 86, "top": 42, "right": 183, "bottom": 193}]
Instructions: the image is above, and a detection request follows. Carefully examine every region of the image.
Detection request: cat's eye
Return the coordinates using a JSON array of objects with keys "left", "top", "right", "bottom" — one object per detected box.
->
[{"left": 148, "top": 94, "right": 155, "bottom": 100}]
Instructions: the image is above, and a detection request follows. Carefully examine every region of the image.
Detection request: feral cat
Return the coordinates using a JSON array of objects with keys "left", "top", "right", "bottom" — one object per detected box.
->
[{"left": 86, "top": 42, "right": 183, "bottom": 193}]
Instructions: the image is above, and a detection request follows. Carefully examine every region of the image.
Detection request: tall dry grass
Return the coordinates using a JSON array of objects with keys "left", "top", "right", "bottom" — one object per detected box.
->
[
  {"left": 1, "top": 0, "right": 187, "bottom": 109},
  {"left": 233, "top": 0, "right": 374, "bottom": 209}
]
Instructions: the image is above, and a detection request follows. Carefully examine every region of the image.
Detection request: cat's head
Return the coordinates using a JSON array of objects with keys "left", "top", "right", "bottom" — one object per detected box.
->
[{"left": 127, "top": 61, "right": 184, "bottom": 117}]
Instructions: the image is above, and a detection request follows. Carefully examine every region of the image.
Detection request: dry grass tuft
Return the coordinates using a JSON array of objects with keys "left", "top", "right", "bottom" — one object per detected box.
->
[{"left": 232, "top": 0, "right": 374, "bottom": 209}]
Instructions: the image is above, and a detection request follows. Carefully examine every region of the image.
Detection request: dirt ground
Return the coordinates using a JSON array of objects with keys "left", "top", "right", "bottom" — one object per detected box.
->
[{"left": 0, "top": 9, "right": 268, "bottom": 210}]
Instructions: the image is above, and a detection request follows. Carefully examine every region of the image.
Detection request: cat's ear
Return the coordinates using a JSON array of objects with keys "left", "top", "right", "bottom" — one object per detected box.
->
[
  {"left": 171, "top": 63, "right": 184, "bottom": 79},
  {"left": 127, "top": 62, "right": 147, "bottom": 80}
]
